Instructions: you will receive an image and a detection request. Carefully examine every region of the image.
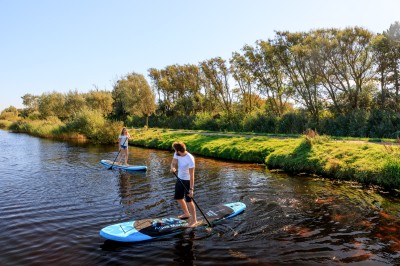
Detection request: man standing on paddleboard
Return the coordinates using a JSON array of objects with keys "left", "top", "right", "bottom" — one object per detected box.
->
[{"left": 170, "top": 141, "right": 199, "bottom": 227}]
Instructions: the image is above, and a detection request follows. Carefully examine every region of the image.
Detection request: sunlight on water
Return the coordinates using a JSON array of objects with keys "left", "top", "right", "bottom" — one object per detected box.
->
[{"left": 0, "top": 130, "right": 399, "bottom": 265}]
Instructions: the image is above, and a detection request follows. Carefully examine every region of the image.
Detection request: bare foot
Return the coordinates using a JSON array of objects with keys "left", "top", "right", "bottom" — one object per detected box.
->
[
  {"left": 188, "top": 220, "right": 202, "bottom": 228},
  {"left": 178, "top": 214, "right": 190, "bottom": 219}
]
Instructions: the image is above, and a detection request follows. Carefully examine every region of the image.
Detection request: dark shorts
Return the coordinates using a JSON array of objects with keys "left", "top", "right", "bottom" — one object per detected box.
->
[
  {"left": 174, "top": 179, "right": 191, "bottom": 202},
  {"left": 120, "top": 145, "right": 127, "bottom": 149}
]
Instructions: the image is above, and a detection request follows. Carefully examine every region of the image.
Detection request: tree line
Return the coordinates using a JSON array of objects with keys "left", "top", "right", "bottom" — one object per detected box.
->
[{"left": 2, "top": 22, "right": 400, "bottom": 139}]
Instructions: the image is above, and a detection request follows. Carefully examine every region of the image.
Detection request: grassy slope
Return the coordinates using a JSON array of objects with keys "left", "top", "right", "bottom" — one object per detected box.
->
[
  {"left": 131, "top": 128, "right": 400, "bottom": 190},
  {"left": 5, "top": 121, "right": 400, "bottom": 190}
]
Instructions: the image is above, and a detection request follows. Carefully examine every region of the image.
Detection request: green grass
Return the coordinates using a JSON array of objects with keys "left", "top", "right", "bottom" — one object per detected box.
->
[
  {"left": 131, "top": 128, "right": 400, "bottom": 190},
  {"left": 4, "top": 122, "right": 400, "bottom": 191}
]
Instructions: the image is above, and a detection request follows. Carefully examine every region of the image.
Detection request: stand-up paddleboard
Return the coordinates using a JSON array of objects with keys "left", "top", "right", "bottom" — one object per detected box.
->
[
  {"left": 100, "top": 202, "right": 246, "bottom": 242},
  {"left": 100, "top": 159, "right": 147, "bottom": 171}
]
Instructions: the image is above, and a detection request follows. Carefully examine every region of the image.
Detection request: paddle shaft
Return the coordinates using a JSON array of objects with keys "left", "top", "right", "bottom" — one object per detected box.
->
[
  {"left": 108, "top": 136, "right": 128, "bottom": 170},
  {"left": 172, "top": 171, "right": 212, "bottom": 227}
]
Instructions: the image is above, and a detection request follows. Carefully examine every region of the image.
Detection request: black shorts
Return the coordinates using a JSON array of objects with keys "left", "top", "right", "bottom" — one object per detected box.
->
[{"left": 174, "top": 179, "right": 192, "bottom": 202}]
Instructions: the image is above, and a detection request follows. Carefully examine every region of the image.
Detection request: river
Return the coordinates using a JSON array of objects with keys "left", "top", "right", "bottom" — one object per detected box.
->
[{"left": 1, "top": 130, "right": 399, "bottom": 265}]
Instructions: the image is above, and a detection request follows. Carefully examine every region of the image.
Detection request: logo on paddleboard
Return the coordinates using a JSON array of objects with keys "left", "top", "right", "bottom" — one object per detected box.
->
[{"left": 152, "top": 218, "right": 187, "bottom": 231}]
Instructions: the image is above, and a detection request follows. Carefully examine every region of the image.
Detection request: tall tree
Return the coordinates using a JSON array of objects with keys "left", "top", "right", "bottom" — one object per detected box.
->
[
  {"left": 21, "top": 93, "right": 39, "bottom": 118},
  {"left": 335, "top": 27, "right": 375, "bottom": 111},
  {"left": 64, "top": 90, "right": 86, "bottom": 116},
  {"left": 230, "top": 51, "right": 256, "bottom": 113},
  {"left": 314, "top": 27, "right": 375, "bottom": 112},
  {"left": 273, "top": 31, "right": 322, "bottom": 119},
  {"left": 149, "top": 64, "right": 203, "bottom": 116},
  {"left": 383, "top": 21, "right": 400, "bottom": 110},
  {"left": 85, "top": 90, "right": 113, "bottom": 116},
  {"left": 240, "top": 40, "right": 293, "bottom": 116},
  {"left": 200, "top": 57, "right": 234, "bottom": 114},
  {"left": 38, "top": 91, "right": 67, "bottom": 120},
  {"left": 112, "top": 72, "right": 156, "bottom": 124},
  {"left": 371, "top": 33, "right": 393, "bottom": 109}
]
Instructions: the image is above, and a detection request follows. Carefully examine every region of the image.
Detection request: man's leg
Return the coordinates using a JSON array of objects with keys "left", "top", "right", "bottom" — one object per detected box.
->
[
  {"left": 177, "top": 199, "right": 190, "bottom": 218},
  {"left": 187, "top": 201, "right": 198, "bottom": 226}
]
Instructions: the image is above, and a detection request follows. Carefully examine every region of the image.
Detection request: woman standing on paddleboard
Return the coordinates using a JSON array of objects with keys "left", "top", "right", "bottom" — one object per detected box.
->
[
  {"left": 170, "top": 141, "right": 199, "bottom": 227},
  {"left": 118, "top": 127, "right": 131, "bottom": 165}
]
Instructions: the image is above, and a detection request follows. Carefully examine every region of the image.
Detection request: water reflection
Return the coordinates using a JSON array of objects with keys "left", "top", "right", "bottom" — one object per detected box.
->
[
  {"left": 1, "top": 130, "right": 400, "bottom": 265},
  {"left": 173, "top": 236, "right": 195, "bottom": 265}
]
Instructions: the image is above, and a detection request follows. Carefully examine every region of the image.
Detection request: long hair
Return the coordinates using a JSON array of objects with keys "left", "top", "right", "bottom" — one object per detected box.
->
[{"left": 120, "top": 127, "right": 128, "bottom": 135}]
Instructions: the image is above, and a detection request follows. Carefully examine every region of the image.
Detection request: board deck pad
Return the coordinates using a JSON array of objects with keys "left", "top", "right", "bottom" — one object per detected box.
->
[
  {"left": 135, "top": 205, "right": 233, "bottom": 237},
  {"left": 100, "top": 159, "right": 147, "bottom": 171},
  {"left": 100, "top": 202, "right": 246, "bottom": 242}
]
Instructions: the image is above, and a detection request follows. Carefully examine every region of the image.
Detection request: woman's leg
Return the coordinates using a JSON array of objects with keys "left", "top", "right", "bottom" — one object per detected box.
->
[
  {"left": 117, "top": 148, "right": 123, "bottom": 164},
  {"left": 124, "top": 148, "right": 128, "bottom": 164}
]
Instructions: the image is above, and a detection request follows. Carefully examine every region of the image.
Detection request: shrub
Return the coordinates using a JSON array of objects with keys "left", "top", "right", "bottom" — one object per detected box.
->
[
  {"left": 193, "top": 112, "right": 220, "bottom": 131},
  {"left": 243, "top": 112, "right": 278, "bottom": 133},
  {"left": 367, "top": 110, "right": 398, "bottom": 138},
  {"left": 347, "top": 109, "right": 369, "bottom": 137},
  {"left": 278, "top": 112, "right": 307, "bottom": 134},
  {"left": 66, "top": 108, "right": 122, "bottom": 143},
  {"left": 380, "top": 158, "right": 400, "bottom": 189},
  {"left": 217, "top": 111, "right": 245, "bottom": 132}
]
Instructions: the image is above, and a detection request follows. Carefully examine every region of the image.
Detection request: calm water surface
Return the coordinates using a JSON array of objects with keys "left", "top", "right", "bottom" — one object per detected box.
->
[{"left": 1, "top": 130, "right": 400, "bottom": 265}]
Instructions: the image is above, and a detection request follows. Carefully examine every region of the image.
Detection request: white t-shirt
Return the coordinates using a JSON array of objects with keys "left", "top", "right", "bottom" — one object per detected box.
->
[
  {"left": 119, "top": 134, "right": 129, "bottom": 147},
  {"left": 173, "top": 152, "right": 195, "bottom": 180}
]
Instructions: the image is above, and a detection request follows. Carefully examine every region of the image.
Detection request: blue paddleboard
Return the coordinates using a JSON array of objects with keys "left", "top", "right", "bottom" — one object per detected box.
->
[
  {"left": 100, "top": 202, "right": 246, "bottom": 242},
  {"left": 100, "top": 159, "right": 147, "bottom": 171}
]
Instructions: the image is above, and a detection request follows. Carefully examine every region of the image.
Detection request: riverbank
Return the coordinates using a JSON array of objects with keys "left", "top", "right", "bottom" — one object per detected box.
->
[
  {"left": 129, "top": 128, "right": 400, "bottom": 191},
  {"left": 4, "top": 119, "right": 400, "bottom": 191}
]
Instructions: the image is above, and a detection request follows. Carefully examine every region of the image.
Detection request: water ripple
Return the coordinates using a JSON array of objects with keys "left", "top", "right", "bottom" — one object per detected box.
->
[{"left": 1, "top": 130, "right": 400, "bottom": 265}]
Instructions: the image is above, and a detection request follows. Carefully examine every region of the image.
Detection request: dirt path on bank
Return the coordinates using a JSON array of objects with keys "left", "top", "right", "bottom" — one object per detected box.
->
[{"left": 170, "top": 130, "right": 400, "bottom": 146}]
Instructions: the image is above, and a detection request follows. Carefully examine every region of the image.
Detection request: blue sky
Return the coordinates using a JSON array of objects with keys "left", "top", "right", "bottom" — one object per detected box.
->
[{"left": 1, "top": 0, "right": 399, "bottom": 111}]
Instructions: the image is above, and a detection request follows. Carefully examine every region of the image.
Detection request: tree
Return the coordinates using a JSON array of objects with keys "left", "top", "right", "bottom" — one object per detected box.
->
[
  {"left": 64, "top": 90, "right": 86, "bottom": 116},
  {"left": 230, "top": 51, "right": 256, "bottom": 113},
  {"left": 239, "top": 40, "right": 293, "bottom": 116},
  {"left": 85, "top": 90, "right": 113, "bottom": 116},
  {"left": 149, "top": 64, "right": 203, "bottom": 116},
  {"left": 21, "top": 93, "right": 39, "bottom": 118},
  {"left": 273, "top": 31, "right": 322, "bottom": 120},
  {"left": 200, "top": 57, "right": 234, "bottom": 114},
  {"left": 38, "top": 91, "right": 67, "bottom": 120},
  {"left": 314, "top": 27, "right": 375, "bottom": 113},
  {"left": 0, "top": 105, "right": 19, "bottom": 121},
  {"left": 112, "top": 72, "right": 156, "bottom": 125},
  {"left": 382, "top": 21, "right": 400, "bottom": 110}
]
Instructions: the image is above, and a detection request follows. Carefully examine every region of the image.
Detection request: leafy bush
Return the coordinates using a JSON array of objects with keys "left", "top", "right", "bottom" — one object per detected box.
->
[
  {"left": 367, "top": 110, "right": 398, "bottom": 138},
  {"left": 380, "top": 158, "right": 400, "bottom": 188},
  {"left": 8, "top": 118, "right": 64, "bottom": 137},
  {"left": 0, "top": 106, "right": 20, "bottom": 121},
  {"left": 243, "top": 112, "right": 278, "bottom": 133},
  {"left": 347, "top": 109, "right": 369, "bottom": 137},
  {"left": 217, "top": 112, "right": 245, "bottom": 132},
  {"left": 278, "top": 112, "right": 307, "bottom": 134},
  {"left": 0, "top": 120, "right": 12, "bottom": 128},
  {"left": 66, "top": 108, "right": 122, "bottom": 143},
  {"left": 193, "top": 112, "right": 220, "bottom": 131}
]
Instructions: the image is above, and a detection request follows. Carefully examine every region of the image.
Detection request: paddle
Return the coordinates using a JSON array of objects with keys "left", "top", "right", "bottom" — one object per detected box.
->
[
  {"left": 172, "top": 171, "right": 212, "bottom": 227},
  {"left": 108, "top": 137, "right": 128, "bottom": 170}
]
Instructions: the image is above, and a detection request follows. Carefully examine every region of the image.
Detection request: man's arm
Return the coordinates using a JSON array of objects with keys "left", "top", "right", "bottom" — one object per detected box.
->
[
  {"left": 170, "top": 158, "right": 178, "bottom": 172},
  {"left": 189, "top": 167, "right": 195, "bottom": 195}
]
